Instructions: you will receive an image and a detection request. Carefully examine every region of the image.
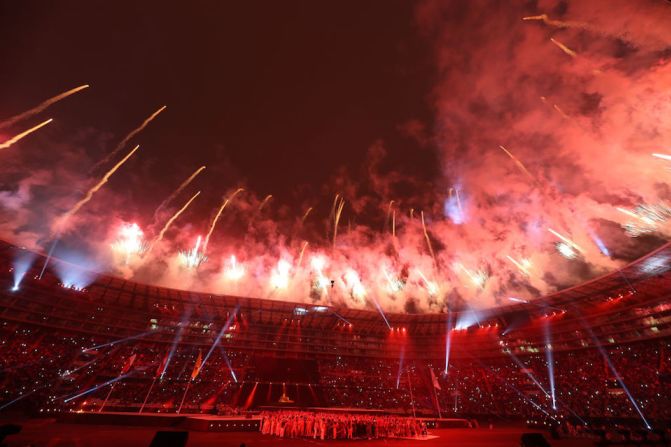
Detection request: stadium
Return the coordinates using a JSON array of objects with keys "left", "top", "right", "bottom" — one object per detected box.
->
[{"left": 2, "top": 1, "right": 671, "bottom": 446}]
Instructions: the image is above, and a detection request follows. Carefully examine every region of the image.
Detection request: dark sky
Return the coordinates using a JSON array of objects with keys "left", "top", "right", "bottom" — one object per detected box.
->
[{"left": 0, "top": 1, "right": 436, "bottom": 208}]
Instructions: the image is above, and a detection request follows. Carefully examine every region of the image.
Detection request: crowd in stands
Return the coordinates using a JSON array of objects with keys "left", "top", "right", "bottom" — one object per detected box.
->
[
  {"left": 1, "top": 320, "right": 671, "bottom": 436},
  {"left": 259, "top": 410, "right": 427, "bottom": 439}
]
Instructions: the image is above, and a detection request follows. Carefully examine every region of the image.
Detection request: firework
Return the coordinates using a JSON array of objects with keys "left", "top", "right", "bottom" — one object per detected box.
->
[
  {"left": 332, "top": 196, "right": 345, "bottom": 249},
  {"left": 499, "top": 145, "right": 535, "bottom": 181},
  {"left": 310, "top": 255, "right": 330, "bottom": 291},
  {"left": 385, "top": 200, "right": 394, "bottom": 232},
  {"left": 178, "top": 236, "right": 207, "bottom": 269},
  {"left": 0, "top": 85, "right": 88, "bottom": 130},
  {"left": 453, "top": 262, "right": 487, "bottom": 289},
  {"left": 0, "top": 118, "right": 52, "bottom": 150},
  {"left": 301, "top": 207, "right": 313, "bottom": 224},
  {"left": 111, "top": 223, "right": 146, "bottom": 264},
  {"left": 258, "top": 194, "right": 273, "bottom": 211},
  {"left": 417, "top": 269, "right": 439, "bottom": 296},
  {"left": 296, "top": 241, "right": 309, "bottom": 269},
  {"left": 153, "top": 166, "right": 206, "bottom": 222},
  {"left": 90, "top": 105, "right": 166, "bottom": 172},
  {"left": 55, "top": 145, "right": 140, "bottom": 233},
  {"left": 506, "top": 255, "right": 532, "bottom": 277},
  {"left": 556, "top": 242, "right": 578, "bottom": 259},
  {"left": 618, "top": 204, "right": 671, "bottom": 237},
  {"left": 421, "top": 211, "right": 437, "bottom": 266},
  {"left": 202, "top": 188, "right": 244, "bottom": 253},
  {"left": 223, "top": 255, "right": 245, "bottom": 281},
  {"left": 522, "top": 14, "right": 589, "bottom": 31},
  {"left": 550, "top": 37, "right": 577, "bottom": 58},
  {"left": 552, "top": 104, "right": 571, "bottom": 119},
  {"left": 547, "top": 228, "right": 584, "bottom": 253},
  {"left": 270, "top": 259, "right": 291, "bottom": 289},
  {"left": 148, "top": 191, "right": 201, "bottom": 251},
  {"left": 382, "top": 266, "right": 404, "bottom": 294},
  {"left": 344, "top": 268, "right": 366, "bottom": 300},
  {"left": 652, "top": 153, "right": 671, "bottom": 161}
]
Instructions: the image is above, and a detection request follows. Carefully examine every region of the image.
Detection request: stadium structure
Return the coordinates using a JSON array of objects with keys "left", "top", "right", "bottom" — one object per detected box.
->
[{"left": 2, "top": 239, "right": 671, "bottom": 445}]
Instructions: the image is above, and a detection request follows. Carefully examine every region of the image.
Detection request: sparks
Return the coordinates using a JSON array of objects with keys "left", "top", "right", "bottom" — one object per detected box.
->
[
  {"left": 178, "top": 235, "right": 206, "bottom": 269},
  {"left": 417, "top": 269, "right": 438, "bottom": 296},
  {"left": 618, "top": 203, "right": 671, "bottom": 237},
  {"left": 382, "top": 266, "right": 404, "bottom": 294},
  {"left": 454, "top": 262, "right": 487, "bottom": 289},
  {"left": 556, "top": 242, "right": 578, "bottom": 259},
  {"left": 506, "top": 255, "right": 532, "bottom": 277},
  {"left": 344, "top": 268, "right": 366, "bottom": 301},
  {"left": 270, "top": 259, "right": 291, "bottom": 290},
  {"left": 223, "top": 255, "right": 245, "bottom": 281},
  {"left": 310, "top": 255, "right": 330, "bottom": 291},
  {"left": 0, "top": 118, "right": 53, "bottom": 150},
  {"left": 112, "top": 223, "right": 146, "bottom": 264},
  {"left": 547, "top": 228, "right": 584, "bottom": 253}
]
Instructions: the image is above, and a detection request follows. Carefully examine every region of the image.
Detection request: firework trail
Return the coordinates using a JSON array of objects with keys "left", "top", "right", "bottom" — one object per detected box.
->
[
  {"left": 652, "top": 153, "right": 671, "bottom": 161},
  {"left": 0, "top": 119, "right": 53, "bottom": 150},
  {"left": 258, "top": 194, "right": 273, "bottom": 211},
  {"left": 90, "top": 105, "right": 166, "bottom": 172},
  {"left": 152, "top": 165, "right": 206, "bottom": 222},
  {"left": 522, "top": 14, "right": 590, "bottom": 31},
  {"left": 148, "top": 191, "right": 201, "bottom": 253},
  {"left": 385, "top": 200, "right": 395, "bottom": 232},
  {"left": 506, "top": 255, "right": 532, "bottom": 277},
  {"left": 420, "top": 211, "right": 437, "bottom": 267},
  {"left": 550, "top": 37, "right": 577, "bottom": 58},
  {"left": 301, "top": 207, "right": 313, "bottom": 224},
  {"left": 553, "top": 104, "right": 571, "bottom": 120},
  {"left": 332, "top": 197, "right": 345, "bottom": 249},
  {"left": 0, "top": 85, "right": 88, "bottom": 130},
  {"left": 55, "top": 145, "right": 140, "bottom": 233},
  {"left": 202, "top": 188, "right": 244, "bottom": 253},
  {"left": 499, "top": 145, "right": 535, "bottom": 182},
  {"left": 392, "top": 209, "right": 396, "bottom": 238},
  {"left": 455, "top": 188, "right": 464, "bottom": 219},
  {"left": 547, "top": 228, "right": 584, "bottom": 253},
  {"left": 297, "top": 241, "right": 309, "bottom": 268},
  {"left": 417, "top": 269, "right": 438, "bottom": 296}
]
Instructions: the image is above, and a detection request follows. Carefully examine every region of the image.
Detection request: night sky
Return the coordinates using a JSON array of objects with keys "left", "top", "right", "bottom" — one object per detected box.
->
[{"left": 0, "top": 1, "right": 436, "bottom": 206}]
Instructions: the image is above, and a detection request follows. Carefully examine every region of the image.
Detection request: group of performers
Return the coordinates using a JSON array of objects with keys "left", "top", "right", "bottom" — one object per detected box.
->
[{"left": 259, "top": 410, "right": 428, "bottom": 440}]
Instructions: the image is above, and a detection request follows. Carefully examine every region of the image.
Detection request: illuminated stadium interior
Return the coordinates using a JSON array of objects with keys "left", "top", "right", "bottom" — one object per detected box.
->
[{"left": 2, "top": 1, "right": 671, "bottom": 446}]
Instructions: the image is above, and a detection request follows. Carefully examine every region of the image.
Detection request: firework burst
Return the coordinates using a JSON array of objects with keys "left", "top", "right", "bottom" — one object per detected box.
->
[
  {"left": 111, "top": 223, "right": 146, "bottom": 265},
  {"left": 178, "top": 236, "right": 207, "bottom": 269}
]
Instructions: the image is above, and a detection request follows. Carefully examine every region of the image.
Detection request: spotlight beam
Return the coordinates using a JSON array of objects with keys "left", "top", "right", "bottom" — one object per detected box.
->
[
  {"left": 200, "top": 306, "right": 240, "bottom": 374},
  {"left": 62, "top": 374, "right": 130, "bottom": 403}
]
